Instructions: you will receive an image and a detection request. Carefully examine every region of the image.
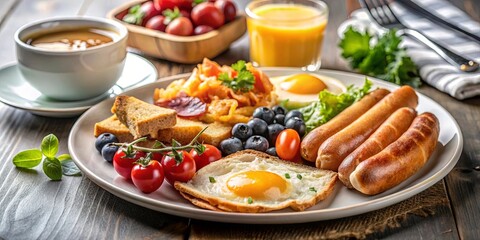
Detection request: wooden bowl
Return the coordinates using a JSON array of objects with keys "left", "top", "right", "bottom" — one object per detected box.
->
[{"left": 107, "top": 0, "right": 247, "bottom": 64}]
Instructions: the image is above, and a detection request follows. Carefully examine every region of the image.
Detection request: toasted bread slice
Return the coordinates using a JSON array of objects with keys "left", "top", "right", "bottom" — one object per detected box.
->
[
  {"left": 174, "top": 150, "right": 338, "bottom": 213},
  {"left": 94, "top": 115, "right": 231, "bottom": 147},
  {"left": 111, "top": 96, "right": 176, "bottom": 139}
]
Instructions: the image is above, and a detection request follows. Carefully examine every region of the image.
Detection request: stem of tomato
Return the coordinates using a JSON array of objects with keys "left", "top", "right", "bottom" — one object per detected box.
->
[{"left": 113, "top": 126, "right": 208, "bottom": 153}]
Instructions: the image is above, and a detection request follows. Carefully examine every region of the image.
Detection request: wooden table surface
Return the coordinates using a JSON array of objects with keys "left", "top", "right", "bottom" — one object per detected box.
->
[{"left": 0, "top": 0, "right": 479, "bottom": 239}]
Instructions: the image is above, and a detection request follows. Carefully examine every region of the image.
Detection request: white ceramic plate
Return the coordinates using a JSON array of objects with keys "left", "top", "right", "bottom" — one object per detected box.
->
[
  {"left": 69, "top": 69, "right": 462, "bottom": 224},
  {"left": 0, "top": 52, "right": 157, "bottom": 118}
]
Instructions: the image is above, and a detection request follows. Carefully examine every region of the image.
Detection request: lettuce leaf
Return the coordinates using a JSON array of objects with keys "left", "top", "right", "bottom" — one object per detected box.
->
[{"left": 299, "top": 79, "right": 372, "bottom": 133}]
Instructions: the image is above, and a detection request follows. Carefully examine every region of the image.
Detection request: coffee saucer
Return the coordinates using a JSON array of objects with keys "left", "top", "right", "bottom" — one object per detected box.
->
[{"left": 0, "top": 52, "right": 157, "bottom": 118}]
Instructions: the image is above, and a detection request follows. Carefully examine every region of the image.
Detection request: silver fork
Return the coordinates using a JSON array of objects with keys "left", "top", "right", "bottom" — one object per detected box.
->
[{"left": 359, "top": 0, "right": 479, "bottom": 72}]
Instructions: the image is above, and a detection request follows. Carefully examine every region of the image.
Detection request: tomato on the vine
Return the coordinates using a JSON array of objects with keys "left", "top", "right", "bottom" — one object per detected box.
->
[
  {"left": 131, "top": 160, "right": 165, "bottom": 193},
  {"left": 154, "top": 0, "right": 193, "bottom": 12},
  {"left": 190, "top": 144, "right": 222, "bottom": 170},
  {"left": 161, "top": 151, "right": 196, "bottom": 185},
  {"left": 113, "top": 148, "right": 146, "bottom": 179},
  {"left": 166, "top": 17, "right": 193, "bottom": 36},
  {"left": 275, "top": 129, "right": 301, "bottom": 161},
  {"left": 191, "top": 2, "right": 225, "bottom": 29}
]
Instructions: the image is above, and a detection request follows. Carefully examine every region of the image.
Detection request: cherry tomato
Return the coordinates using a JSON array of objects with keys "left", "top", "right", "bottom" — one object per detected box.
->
[
  {"left": 190, "top": 144, "right": 222, "bottom": 170},
  {"left": 154, "top": 0, "right": 193, "bottom": 12},
  {"left": 180, "top": 9, "right": 190, "bottom": 19},
  {"left": 194, "top": 25, "right": 214, "bottom": 35},
  {"left": 161, "top": 151, "right": 196, "bottom": 185},
  {"left": 131, "top": 160, "right": 165, "bottom": 193},
  {"left": 146, "top": 15, "right": 167, "bottom": 31},
  {"left": 275, "top": 129, "right": 301, "bottom": 161},
  {"left": 166, "top": 17, "right": 193, "bottom": 36},
  {"left": 191, "top": 2, "right": 225, "bottom": 29},
  {"left": 113, "top": 149, "right": 146, "bottom": 179},
  {"left": 140, "top": 1, "right": 162, "bottom": 26},
  {"left": 214, "top": 0, "right": 236, "bottom": 23}
]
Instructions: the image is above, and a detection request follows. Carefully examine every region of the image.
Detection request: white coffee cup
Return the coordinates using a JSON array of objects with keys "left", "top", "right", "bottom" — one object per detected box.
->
[{"left": 15, "top": 16, "right": 128, "bottom": 101}]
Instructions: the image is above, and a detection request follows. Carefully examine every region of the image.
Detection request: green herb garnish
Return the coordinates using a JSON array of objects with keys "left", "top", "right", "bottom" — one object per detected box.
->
[
  {"left": 285, "top": 173, "right": 291, "bottom": 179},
  {"left": 218, "top": 60, "right": 255, "bottom": 92},
  {"left": 309, "top": 187, "right": 317, "bottom": 193},
  {"left": 247, "top": 197, "right": 253, "bottom": 204},
  {"left": 339, "top": 26, "right": 420, "bottom": 87},
  {"left": 12, "top": 134, "right": 81, "bottom": 180},
  {"left": 299, "top": 79, "right": 372, "bottom": 133},
  {"left": 297, "top": 174, "right": 302, "bottom": 180},
  {"left": 209, "top": 176, "right": 216, "bottom": 183}
]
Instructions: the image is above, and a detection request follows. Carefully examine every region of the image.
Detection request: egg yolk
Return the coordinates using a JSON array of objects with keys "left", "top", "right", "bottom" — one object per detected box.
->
[
  {"left": 226, "top": 171, "right": 287, "bottom": 200},
  {"left": 280, "top": 74, "right": 327, "bottom": 94}
]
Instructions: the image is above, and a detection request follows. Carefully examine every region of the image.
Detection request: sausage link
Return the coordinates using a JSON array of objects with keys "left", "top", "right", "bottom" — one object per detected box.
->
[
  {"left": 300, "top": 88, "right": 390, "bottom": 162},
  {"left": 350, "top": 112, "right": 440, "bottom": 195},
  {"left": 338, "top": 107, "right": 417, "bottom": 188},
  {"left": 316, "top": 86, "right": 418, "bottom": 171}
]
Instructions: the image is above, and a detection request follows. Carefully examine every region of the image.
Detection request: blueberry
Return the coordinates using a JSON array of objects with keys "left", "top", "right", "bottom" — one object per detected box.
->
[
  {"left": 274, "top": 114, "right": 285, "bottom": 125},
  {"left": 285, "top": 117, "right": 306, "bottom": 137},
  {"left": 245, "top": 135, "right": 269, "bottom": 152},
  {"left": 95, "top": 133, "right": 119, "bottom": 153},
  {"left": 267, "top": 123, "right": 285, "bottom": 145},
  {"left": 232, "top": 123, "right": 253, "bottom": 141},
  {"left": 247, "top": 118, "right": 268, "bottom": 136},
  {"left": 266, "top": 147, "right": 277, "bottom": 156},
  {"left": 272, "top": 105, "right": 287, "bottom": 115},
  {"left": 252, "top": 107, "right": 275, "bottom": 124},
  {"left": 220, "top": 137, "right": 244, "bottom": 156},
  {"left": 285, "top": 110, "right": 303, "bottom": 122},
  {"left": 101, "top": 143, "right": 119, "bottom": 163}
]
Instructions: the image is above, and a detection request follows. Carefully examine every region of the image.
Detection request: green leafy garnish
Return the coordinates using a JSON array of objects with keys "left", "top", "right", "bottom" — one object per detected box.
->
[
  {"left": 297, "top": 174, "right": 302, "bottom": 180},
  {"left": 299, "top": 79, "right": 372, "bottom": 133},
  {"left": 339, "top": 26, "right": 420, "bottom": 87},
  {"left": 43, "top": 157, "right": 62, "bottom": 181},
  {"left": 209, "top": 176, "right": 216, "bottom": 183},
  {"left": 285, "top": 173, "right": 291, "bottom": 179},
  {"left": 309, "top": 187, "right": 317, "bottom": 193},
  {"left": 247, "top": 197, "right": 253, "bottom": 204},
  {"left": 12, "top": 134, "right": 81, "bottom": 180},
  {"left": 218, "top": 60, "right": 255, "bottom": 92}
]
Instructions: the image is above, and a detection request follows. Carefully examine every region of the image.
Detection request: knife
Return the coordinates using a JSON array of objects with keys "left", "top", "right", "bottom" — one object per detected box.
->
[{"left": 397, "top": 0, "right": 480, "bottom": 43}]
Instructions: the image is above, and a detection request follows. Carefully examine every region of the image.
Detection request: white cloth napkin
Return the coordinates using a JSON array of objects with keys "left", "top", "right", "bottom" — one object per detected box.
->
[{"left": 338, "top": 0, "right": 480, "bottom": 100}]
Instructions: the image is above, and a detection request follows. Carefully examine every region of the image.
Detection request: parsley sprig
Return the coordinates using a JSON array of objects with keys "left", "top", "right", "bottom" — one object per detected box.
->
[
  {"left": 218, "top": 60, "right": 255, "bottom": 92},
  {"left": 339, "top": 26, "right": 421, "bottom": 87}
]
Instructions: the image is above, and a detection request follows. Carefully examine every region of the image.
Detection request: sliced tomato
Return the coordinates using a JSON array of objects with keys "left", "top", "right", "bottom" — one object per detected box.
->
[{"left": 201, "top": 58, "right": 222, "bottom": 77}]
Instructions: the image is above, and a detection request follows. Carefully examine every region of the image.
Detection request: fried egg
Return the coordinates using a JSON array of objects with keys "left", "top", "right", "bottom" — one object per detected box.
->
[
  {"left": 174, "top": 150, "right": 338, "bottom": 213},
  {"left": 271, "top": 73, "right": 346, "bottom": 109}
]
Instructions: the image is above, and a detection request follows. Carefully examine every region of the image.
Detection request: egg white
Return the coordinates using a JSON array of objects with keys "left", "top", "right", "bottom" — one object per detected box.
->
[{"left": 175, "top": 151, "right": 338, "bottom": 212}]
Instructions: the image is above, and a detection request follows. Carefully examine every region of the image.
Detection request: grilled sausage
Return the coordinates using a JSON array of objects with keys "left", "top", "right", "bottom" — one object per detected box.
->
[
  {"left": 300, "top": 88, "right": 391, "bottom": 162},
  {"left": 350, "top": 112, "right": 440, "bottom": 195},
  {"left": 316, "top": 86, "right": 418, "bottom": 171},
  {"left": 338, "top": 107, "right": 417, "bottom": 188}
]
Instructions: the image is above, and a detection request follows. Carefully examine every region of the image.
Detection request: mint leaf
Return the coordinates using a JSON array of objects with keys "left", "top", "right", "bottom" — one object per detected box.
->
[
  {"left": 60, "top": 159, "right": 82, "bottom": 176},
  {"left": 41, "top": 134, "right": 58, "bottom": 159},
  {"left": 57, "top": 153, "right": 71, "bottom": 161},
  {"left": 43, "top": 157, "right": 62, "bottom": 181},
  {"left": 12, "top": 149, "right": 42, "bottom": 168}
]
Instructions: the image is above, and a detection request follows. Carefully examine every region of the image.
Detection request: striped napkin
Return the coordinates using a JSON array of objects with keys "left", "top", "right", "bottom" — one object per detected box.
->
[{"left": 339, "top": 0, "right": 480, "bottom": 99}]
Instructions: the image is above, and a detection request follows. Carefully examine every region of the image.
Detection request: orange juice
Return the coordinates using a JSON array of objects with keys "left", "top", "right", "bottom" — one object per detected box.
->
[{"left": 246, "top": 1, "right": 328, "bottom": 69}]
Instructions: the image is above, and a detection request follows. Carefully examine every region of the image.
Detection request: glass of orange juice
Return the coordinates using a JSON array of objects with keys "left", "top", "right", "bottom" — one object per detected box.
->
[{"left": 246, "top": 0, "right": 328, "bottom": 70}]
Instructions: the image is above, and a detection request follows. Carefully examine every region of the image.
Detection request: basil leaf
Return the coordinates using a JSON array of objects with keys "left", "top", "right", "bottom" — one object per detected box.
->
[
  {"left": 61, "top": 159, "right": 82, "bottom": 176},
  {"left": 43, "top": 157, "right": 62, "bottom": 181},
  {"left": 12, "top": 149, "right": 42, "bottom": 168},
  {"left": 57, "top": 154, "right": 72, "bottom": 161},
  {"left": 41, "top": 134, "right": 59, "bottom": 159}
]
